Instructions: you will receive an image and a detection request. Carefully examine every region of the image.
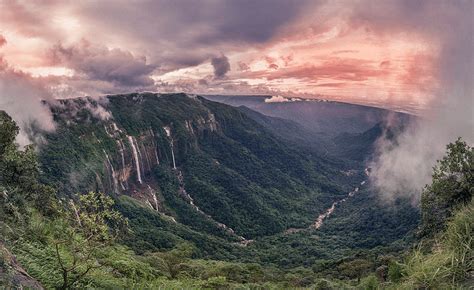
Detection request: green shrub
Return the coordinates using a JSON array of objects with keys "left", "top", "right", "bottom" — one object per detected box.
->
[
  {"left": 357, "top": 274, "right": 379, "bottom": 290},
  {"left": 387, "top": 261, "right": 404, "bottom": 283},
  {"left": 201, "top": 276, "right": 229, "bottom": 289}
]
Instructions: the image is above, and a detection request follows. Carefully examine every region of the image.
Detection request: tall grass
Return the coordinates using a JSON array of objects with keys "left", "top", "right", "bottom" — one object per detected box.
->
[{"left": 399, "top": 200, "right": 473, "bottom": 289}]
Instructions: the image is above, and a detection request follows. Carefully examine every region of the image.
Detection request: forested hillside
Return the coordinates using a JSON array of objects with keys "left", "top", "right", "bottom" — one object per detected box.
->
[
  {"left": 0, "top": 94, "right": 471, "bottom": 289},
  {"left": 40, "top": 93, "right": 354, "bottom": 241},
  {"left": 204, "top": 95, "right": 413, "bottom": 138},
  {"left": 206, "top": 95, "right": 413, "bottom": 163}
]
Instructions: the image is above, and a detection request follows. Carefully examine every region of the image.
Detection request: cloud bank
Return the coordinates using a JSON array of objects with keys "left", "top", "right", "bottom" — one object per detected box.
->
[
  {"left": 0, "top": 0, "right": 443, "bottom": 111},
  {"left": 264, "top": 96, "right": 302, "bottom": 103},
  {"left": 0, "top": 57, "right": 55, "bottom": 146},
  {"left": 368, "top": 0, "right": 474, "bottom": 202}
]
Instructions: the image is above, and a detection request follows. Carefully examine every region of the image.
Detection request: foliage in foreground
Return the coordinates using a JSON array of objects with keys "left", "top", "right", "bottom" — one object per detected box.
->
[{"left": 402, "top": 200, "right": 473, "bottom": 288}]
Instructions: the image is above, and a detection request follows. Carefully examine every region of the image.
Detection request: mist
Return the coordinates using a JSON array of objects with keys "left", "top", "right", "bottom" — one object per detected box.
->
[
  {"left": 368, "top": 0, "right": 474, "bottom": 202},
  {"left": 0, "top": 66, "right": 56, "bottom": 147}
]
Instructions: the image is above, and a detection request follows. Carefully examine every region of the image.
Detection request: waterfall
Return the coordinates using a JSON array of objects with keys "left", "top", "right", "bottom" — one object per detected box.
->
[
  {"left": 163, "top": 126, "right": 171, "bottom": 137},
  {"left": 104, "top": 150, "right": 119, "bottom": 194},
  {"left": 127, "top": 135, "right": 143, "bottom": 184},
  {"left": 111, "top": 122, "right": 122, "bottom": 133},
  {"left": 104, "top": 125, "right": 113, "bottom": 138},
  {"left": 146, "top": 185, "right": 177, "bottom": 223},
  {"left": 140, "top": 142, "right": 152, "bottom": 171},
  {"left": 145, "top": 200, "right": 154, "bottom": 210},
  {"left": 103, "top": 121, "right": 128, "bottom": 189},
  {"left": 153, "top": 144, "right": 160, "bottom": 165},
  {"left": 133, "top": 137, "right": 146, "bottom": 178},
  {"left": 163, "top": 126, "right": 176, "bottom": 169},
  {"left": 147, "top": 185, "right": 159, "bottom": 211},
  {"left": 152, "top": 191, "right": 159, "bottom": 211},
  {"left": 170, "top": 142, "right": 177, "bottom": 169},
  {"left": 149, "top": 129, "right": 160, "bottom": 165},
  {"left": 116, "top": 139, "right": 128, "bottom": 189},
  {"left": 118, "top": 140, "right": 126, "bottom": 169}
]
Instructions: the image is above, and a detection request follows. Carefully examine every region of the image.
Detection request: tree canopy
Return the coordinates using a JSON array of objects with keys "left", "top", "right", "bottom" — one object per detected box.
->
[{"left": 421, "top": 138, "right": 473, "bottom": 236}]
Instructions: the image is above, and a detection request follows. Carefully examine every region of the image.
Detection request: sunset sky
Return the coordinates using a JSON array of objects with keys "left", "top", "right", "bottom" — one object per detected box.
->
[{"left": 0, "top": 0, "right": 472, "bottom": 114}]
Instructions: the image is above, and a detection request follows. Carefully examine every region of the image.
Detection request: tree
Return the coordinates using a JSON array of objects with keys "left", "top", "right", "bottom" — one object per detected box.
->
[
  {"left": 420, "top": 138, "right": 473, "bottom": 236},
  {"left": 0, "top": 111, "right": 55, "bottom": 231},
  {"left": 141, "top": 243, "right": 196, "bottom": 279},
  {"left": 0, "top": 112, "right": 18, "bottom": 155},
  {"left": 51, "top": 191, "right": 127, "bottom": 289},
  {"left": 337, "top": 258, "right": 373, "bottom": 281}
]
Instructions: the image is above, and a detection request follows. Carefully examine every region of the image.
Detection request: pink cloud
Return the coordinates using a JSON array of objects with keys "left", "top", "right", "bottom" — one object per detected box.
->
[
  {"left": 0, "top": 0, "right": 468, "bottom": 114},
  {"left": 247, "top": 58, "right": 389, "bottom": 82},
  {"left": 238, "top": 61, "right": 250, "bottom": 71},
  {"left": 0, "top": 35, "right": 6, "bottom": 47}
]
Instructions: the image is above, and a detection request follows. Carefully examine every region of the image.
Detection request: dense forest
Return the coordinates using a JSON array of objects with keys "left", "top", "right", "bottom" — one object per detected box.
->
[{"left": 0, "top": 94, "right": 472, "bottom": 289}]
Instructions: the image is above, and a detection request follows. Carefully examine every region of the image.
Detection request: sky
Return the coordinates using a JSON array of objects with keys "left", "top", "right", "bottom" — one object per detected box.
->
[
  {"left": 0, "top": 0, "right": 472, "bottom": 197},
  {"left": 0, "top": 0, "right": 472, "bottom": 114}
]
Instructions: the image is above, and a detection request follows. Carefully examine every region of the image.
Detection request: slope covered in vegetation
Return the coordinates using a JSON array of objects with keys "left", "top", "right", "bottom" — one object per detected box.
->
[{"left": 40, "top": 93, "right": 350, "bottom": 240}]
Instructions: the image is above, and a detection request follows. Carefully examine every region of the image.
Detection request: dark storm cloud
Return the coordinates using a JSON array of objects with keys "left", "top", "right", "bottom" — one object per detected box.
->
[
  {"left": 193, "top": 0, "right": 310, "bottom": 44},
  {"left": 79, "top": 0, "right": 308, "bottom": 43},
  {"left": 49, "top": 40, "right": 157, "bottom": 88},
  {"left": 211, "top": 55, "right": 230, "bottom": 79},
  {"left": 76, "top": 0, "right": 311, "bottom": 70}
]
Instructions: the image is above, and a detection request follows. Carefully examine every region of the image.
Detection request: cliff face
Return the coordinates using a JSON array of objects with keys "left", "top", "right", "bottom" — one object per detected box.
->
[
  {"left": 43, "top": 93, "right": 218, "bottom": 195},
  {"left": 101, "top": 116, "right": 217, "bottom": 204},
  {"left": 39, "top": 93, "right": 349, "bottom": 239}
]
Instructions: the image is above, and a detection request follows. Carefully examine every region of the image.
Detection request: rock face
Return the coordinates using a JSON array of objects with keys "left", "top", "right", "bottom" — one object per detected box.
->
[
  {"left": 99, "top": 109, "right": 218, "bottom": 208},
  {"left": 0, "top": 243, "right": 43, "bottom": 289}
]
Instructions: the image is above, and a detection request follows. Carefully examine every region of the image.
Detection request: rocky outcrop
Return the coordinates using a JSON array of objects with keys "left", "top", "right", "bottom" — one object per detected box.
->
[{"left": 0, "top": 243, "right": 43, "bottom": 289}]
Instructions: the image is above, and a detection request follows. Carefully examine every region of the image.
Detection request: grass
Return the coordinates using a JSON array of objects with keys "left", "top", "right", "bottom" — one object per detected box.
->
[{"left": 392, "top": 199, "right": 473, "bottom": 289}]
